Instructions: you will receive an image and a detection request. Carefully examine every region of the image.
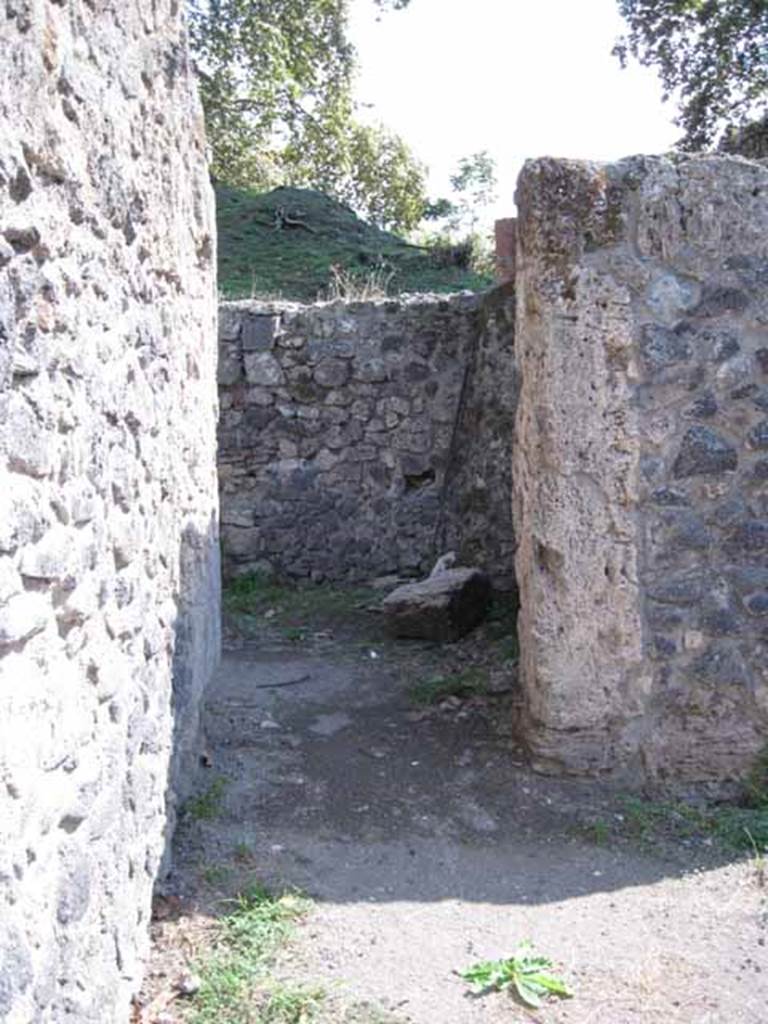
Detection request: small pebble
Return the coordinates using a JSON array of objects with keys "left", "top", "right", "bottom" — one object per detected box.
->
[{"left": 175, "top": 972, "right": 202, "bottom": 996}]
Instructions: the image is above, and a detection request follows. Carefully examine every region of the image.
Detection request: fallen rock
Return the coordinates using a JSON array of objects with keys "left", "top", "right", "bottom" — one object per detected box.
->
[{"left": 382, "top": 568, "right": 491, "bottom": 642}]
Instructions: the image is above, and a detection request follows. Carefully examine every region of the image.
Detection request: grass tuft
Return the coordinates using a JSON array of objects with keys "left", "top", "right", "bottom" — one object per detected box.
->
[
  {"left": 616, "top": 795, "right": 768, "bottom": 854},
  {"left": 184, "top": 777, "right": 228, "bottom": 821},
  {"left": 408, "top": 668, "right": 489, "bottom": 706},
  {"left": 189, "top": 884, "right": 318, "bottom": 1024}
]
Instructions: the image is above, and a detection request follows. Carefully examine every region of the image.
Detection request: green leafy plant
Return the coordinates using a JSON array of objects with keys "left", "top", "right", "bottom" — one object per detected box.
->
[{"left": 461, "top": 942, "right": 573, "bottom": 1008}]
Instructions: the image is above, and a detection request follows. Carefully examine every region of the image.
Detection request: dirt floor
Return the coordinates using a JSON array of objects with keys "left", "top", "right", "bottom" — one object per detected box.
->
[{"left": 140, "top": 587, "right": 768, "bottom": 1024}]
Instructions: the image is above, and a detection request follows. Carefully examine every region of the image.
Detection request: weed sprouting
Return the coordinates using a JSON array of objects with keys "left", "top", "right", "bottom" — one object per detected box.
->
[
  {"left": 184, "top": 777, "right": 228, "bottom": 821},
  {"left": 460, "top": 942, "right": 573, "bottom": 1008},
  {"left": 233, "top": 842, "right": 253, "bottom": 863},
  {"left": 408, "top": 668, "right": 489, "bottom": 706},
  {"left": 579, "top": 820, "right": 611, "bottom": 846}
]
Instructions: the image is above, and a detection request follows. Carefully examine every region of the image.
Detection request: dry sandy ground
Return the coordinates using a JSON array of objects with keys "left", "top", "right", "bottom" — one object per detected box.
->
[{"left": 142, "top": 606, "right": 767, "bottom": 1024}]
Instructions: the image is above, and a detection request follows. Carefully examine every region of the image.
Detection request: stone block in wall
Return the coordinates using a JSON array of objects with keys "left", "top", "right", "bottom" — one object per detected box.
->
[
  {"left": 245, "top": 351, "right": 284, "bottom": 386},
  {"left": 242, "top": 314, "right": 280, "bottom": 351},
  {"left": 514, "top": 154, "right": 768, "bottom": 786}
]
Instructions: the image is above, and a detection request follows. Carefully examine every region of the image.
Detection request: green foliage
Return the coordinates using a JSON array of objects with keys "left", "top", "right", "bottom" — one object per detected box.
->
[
  {"left": 259, "top": 985, "right": 326, "bottom": 1023},
  {"left": 449, "top": 150, "right": 498, "bottom": 232},
  {"left": 202, "top": 864, "right": 232, "bottom": 886},
  {"left": 189, "top": 884, "right": 318, "bottom": 1024},
  {"left": 224, "top": 572, "right": 380, "bottom": 643},
  {"left": 185, "top": 777, "right": 228, "bottom": 821},
  {"left": 619, "top": 795, "right": 768, "bottom": 853},
  {"left": 614, "top": 1, "right": 768, "bottom": 151},
  {"left": 461, "top": 942, "right": 573, "bottom": 1008},
  {"left": 408, "top": 669, "right": 489, "bottom": 706},
  {"left": 744, "top": 744, "right": 768, "bottom": 810},
  {"left": 216, "top": 185, "right": 494, "bottom": 300},
  {"left": 579, "top": 820, "right": 611, "bottom": 846},
  {"left": 719, "top": 111, "right": 768, "bottom": 159},
  {"left": 423, "top": 151, "right": 498, "bottom": 243},
  {"left": 188, "top": 0, "right": 427, "bottom": 233}
]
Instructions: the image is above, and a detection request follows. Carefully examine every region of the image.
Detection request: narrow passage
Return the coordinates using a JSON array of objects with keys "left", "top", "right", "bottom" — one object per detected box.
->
[{"left": 143, "top": 585, "right": 765, "bottom": 1024}]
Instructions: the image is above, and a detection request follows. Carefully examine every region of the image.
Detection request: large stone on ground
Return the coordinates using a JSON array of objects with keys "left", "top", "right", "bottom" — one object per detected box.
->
[{"left": 382, "top": 568, "right": 491, "bottom": 642}]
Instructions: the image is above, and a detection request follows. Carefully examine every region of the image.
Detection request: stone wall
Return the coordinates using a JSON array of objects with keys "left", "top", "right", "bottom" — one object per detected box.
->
[
  {"left": 218, "top": 289, "right": 516, "bottom": 585},
  {"left": 494, "top": 218, "right": 517, "bottom": 283},
  {"left": 515, "top": 154, "right": 768, "bottom": 785},
  {"left": 438, "top": 283, "right": 518, "bottom": 589},
  {"left": 0, "top": 4, "right": 219, "bottom": 1022}
]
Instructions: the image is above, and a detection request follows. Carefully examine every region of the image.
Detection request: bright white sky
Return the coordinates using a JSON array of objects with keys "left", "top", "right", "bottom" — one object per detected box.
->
[{"left": 349, "top": 0, "right": 681, "bottom": 224}]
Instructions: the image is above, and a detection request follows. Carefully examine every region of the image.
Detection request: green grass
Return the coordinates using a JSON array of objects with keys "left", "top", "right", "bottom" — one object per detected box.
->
[
  {"left": 201, "top": 864, "right": 232, "bottom": 887},
  {"left": 224, "top": 573, "right": 377, "bottom": 638},
  {"left": 577, "top": 820, "right": 611, "bottom": 846},
  {"left": 216, "top": 184, "right": 493, "bottom": 301},
  {"left": 233, "top": 843, "right": 254, "bottom": 864},
  {"left": 408, "top": 668, "right": 489, "bottom": 706},
  {"left": 184, "top": 777, "right": 228, "bottom": 821},
  {"left": 578, "top": 748, "right": 768, "bottom": 857},
  {"left": 189, "top": 883, "right": 320, "bottom": 1024},
  {"left": 606, "top": 796, "right": 768, "bottom": 854}
]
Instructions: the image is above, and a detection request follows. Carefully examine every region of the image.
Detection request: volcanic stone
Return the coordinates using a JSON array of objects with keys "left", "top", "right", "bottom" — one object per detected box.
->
[{"left": 382, "top": 567, "right": 491, "bottom": 642}]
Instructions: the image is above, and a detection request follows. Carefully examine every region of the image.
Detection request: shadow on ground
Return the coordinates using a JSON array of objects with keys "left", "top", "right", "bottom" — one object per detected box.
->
[{"left": 147, "top": 592, "right": 767, "bottom": 1024}]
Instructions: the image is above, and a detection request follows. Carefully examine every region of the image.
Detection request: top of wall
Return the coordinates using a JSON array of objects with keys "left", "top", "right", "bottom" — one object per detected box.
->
[{"left": 220, "top": 290, "right": 482, "bottom": 317}]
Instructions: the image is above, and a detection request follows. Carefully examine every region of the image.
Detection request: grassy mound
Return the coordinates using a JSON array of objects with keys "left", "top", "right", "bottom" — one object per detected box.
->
[{"left": 216, "top": 184, "right": 494, "bottom": 301}]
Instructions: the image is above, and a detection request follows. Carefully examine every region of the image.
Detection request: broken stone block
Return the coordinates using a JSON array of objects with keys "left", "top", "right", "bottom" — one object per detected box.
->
[{"left": 382, "top": 567, "right": 491, "bottom": 642}]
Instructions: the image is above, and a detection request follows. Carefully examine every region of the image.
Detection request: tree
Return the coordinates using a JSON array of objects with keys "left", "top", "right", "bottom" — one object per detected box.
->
[
  {"left": 188, "top": 0, "right": 427, "bottom": 232},
  {"left": 614, "top": 1, "right": 768, "bottom": 151},
  {"left": 449, "top": 151, "right": 497, "bottom": 232}
]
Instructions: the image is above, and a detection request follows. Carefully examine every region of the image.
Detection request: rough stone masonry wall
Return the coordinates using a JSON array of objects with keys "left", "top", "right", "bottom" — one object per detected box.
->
[
  {"left": 0, "top": 4, "right": 218, "bottom": 1022},
  {"left": 438, "top": 283, "right": 518, "bottom": 589},
  {"left": 218, "top": 290, "right": 516, "bottom": 585},
  {"left": 515, "top": 154, "right": 768, "bottom": 785}
]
